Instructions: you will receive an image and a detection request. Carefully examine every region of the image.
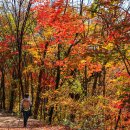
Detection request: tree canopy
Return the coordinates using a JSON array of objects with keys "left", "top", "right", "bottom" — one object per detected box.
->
[{"left": 0, "top": 0, "right": 130, "bottom": 129}]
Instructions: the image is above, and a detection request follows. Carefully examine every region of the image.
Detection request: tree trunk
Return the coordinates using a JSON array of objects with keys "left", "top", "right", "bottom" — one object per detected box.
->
[
  {"left": 48, "top": 106, "right": 54, "bottom": 125},
  {"left": 43, "top": 97, "right": 48, "bottom": 121},
  {"left": 102, "top": 66, "right": 106, "bottom": 97},
  {"left": 8, "top": 86, "right": 15, "bottom": 112},
  {"left": 33, "top": 70, "right": 43, "bottom": 119},
  {"left": 114, "top": 108, "right": 122, "bottom": 130},
  {"left": 30, "top": 73, "right": 34, "bottom": 106},
  {"left": 33, "top": 42, "right": 49, "bottom": 119},
  {"left": 0, "top": 73, "right": 2, "bottom": 110},
  {"left": 25, "top": 74, "right": 29, "bottom": 93},
  {"left": 1, "top": 68, "right": 5, "bottom": 110},
  {"left": 92, "top": 72, "right": 98, "bottom": 96},
  {"left": 48, "top": 44, "right": 61, "bottom": 124},
  {"left": 83, "top": 65, "right": 88, "bottom": 96}
]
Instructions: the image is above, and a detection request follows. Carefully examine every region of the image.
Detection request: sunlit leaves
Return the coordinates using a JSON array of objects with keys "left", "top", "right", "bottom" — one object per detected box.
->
[{"left": 34, "top": 0, "right": 84, "bottom": 45}]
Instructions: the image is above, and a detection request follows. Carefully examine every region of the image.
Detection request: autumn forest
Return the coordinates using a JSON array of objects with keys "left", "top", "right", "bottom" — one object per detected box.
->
[{"left": 0, "top": 0, "right": 130, "bottom": 129}]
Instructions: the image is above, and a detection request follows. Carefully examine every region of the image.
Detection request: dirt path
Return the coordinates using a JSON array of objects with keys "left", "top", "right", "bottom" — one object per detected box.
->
[{"left": 0, "top": 113, "right": 68, "bottom": 130}]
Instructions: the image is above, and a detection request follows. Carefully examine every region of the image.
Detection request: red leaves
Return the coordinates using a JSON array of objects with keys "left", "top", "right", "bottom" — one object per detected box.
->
[
  {"left": 55, "top": 60, "right": 64, "bottom": 67},
  {"left": 41, "top": 73, "right": 56, "bottom": 89},
  {"left": 0, "top": 41, "right": 9, "bottom": 50},
  {"left": 115, "top": 101, "right": 124, "bottom": 109},
  {"left": 52, "top": 0, "right": 64, "bottom": 8},
  {"left": 106, "top": 31, "right": 121, "bottom": 44},
  {"left": 10, "top": 51, "right": 19, "bottom": 55},
  {"left": 34, "top": 0, "right": 84, "bottom": 45},
  {"left": 115, "top": 71, "right": 130, "bottom": 78},
  {"left": 5, "top": 35, "right": 15, "bottom": 42},
  {"left": 0, "top": 41, "right": 10, "bottom": 60},
  {"left": 38, "top": 43, "right": 45, "bottom": 50},
  {"left": 23, "top": 45, "right": 31, "bottom": 50}
]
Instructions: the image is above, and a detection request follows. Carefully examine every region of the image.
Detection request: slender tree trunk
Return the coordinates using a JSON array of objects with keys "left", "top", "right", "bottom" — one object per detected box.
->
[
  {"left": 9, "top": 69, "right": 17, "bottom": 112},
  {"left": 83, "top": 65, "right": 88, "bottom": 96},
  {"left": 116, "top": 44, "right": 130, "bottom": 76},
  {"left": 33, "top": 70, "right": 43, "bottom": 119},
  {"left": 34, "top": 42, "right": 49, "bottom": 119},
  {"left": 48, "top": 66, "right": 60, "bottom": 124},
  {"left": 55, "top": 66, "right": 61, "bottom": 90},
  {"left": 30, "top": 73, "right": 34, "bottom": 106},
  {"left": 17, "top": 0, "right": 32, "bottom": 98},
  {"left": 48, "top": 44, "right": 61, "bottom": 124},
  {"left": 43, "top": 97, "right": 48, "bottom": 121},
  {"left": 1, "top": 68, "right": 5, "bottom": 110},
  {"left": 114, "top": 108, "right": 122, "bottom": 130},
  {"left": 40, "top": 101, "right": 43, "bottom": 121},
  {"left": 48, "top": 67, "right": 60, "bottom": 124},
  {"left": 0, "top": 70, "right": 2, "bottom": 110},
  {"left": 102, "top": 66, "right": 106, "bottom": 97},
  {"left": 0, "top": 84, "right": 2, "bottom": 110},
  {"left": 92, "top": 72, "right": 98, "bottom": 96},
  {"left": 17, "top": 38, "right": 24, "bottom": 98},
  {"left": 80, "top": 0, "right": 84, "bottom": 15},
  {"left": 25, "top": 74, "right": 29, "bottom": 93},
  {"left": 8, "top": 86, "right": 15, "bottom": 113}
]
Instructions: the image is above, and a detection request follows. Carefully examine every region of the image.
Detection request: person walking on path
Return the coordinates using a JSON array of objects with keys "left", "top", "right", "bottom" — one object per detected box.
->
[{"left": 21, "top": 93, "right": 32, "bottom": 127}]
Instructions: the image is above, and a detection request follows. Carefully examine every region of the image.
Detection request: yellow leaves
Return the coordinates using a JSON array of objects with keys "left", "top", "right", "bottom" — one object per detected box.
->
[
  {"left": 86, "top": 56, "right": 92, "bottom": 62},
  {"left": 89, "top": 24, "right": 95, "bottom": 31},
  {"left": 105, "top": 61, "right": 113, "bottom": 68},
  {"left": 27, "top": 41, "right": 35, "bottom": 46},
  {"left": 85, "top": 10, "right": 91, "bottom": 18},
  {"left": 80, "top": 60, "right": 86, "bottom": 64},
  {"left": 23, "top": 65, "right": 34, "bottom": 74},
  {"left": 126, "top": 47, "right": 130, "bottom": 57},
  {"left": 116, "top": 90, "right": 122, "bottom": 96},
  {"left": 103, "top": 42, "right": 114, "bottom": 50},
  {"left": 60, "top": 98, "right": 73, "bottom": 106},
  {"left": 28, "top": 48, "right": 41, "bottom": 60},
  {"left": 80, "top": 57, "right": 92, "bottom": 65},
  {"left": 43, "top": 27, "right": 53, "bottom": 39}
]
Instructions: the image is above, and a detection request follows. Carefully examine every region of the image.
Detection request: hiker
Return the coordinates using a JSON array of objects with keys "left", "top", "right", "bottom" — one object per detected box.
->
[{"left": 21, "top": 93, "right": 32, "bottom": 127}]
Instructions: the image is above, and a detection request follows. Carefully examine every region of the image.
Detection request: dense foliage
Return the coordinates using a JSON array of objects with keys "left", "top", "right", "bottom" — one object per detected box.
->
[{"left": 0, "top": 0, "right": 130, "bottom": 129}]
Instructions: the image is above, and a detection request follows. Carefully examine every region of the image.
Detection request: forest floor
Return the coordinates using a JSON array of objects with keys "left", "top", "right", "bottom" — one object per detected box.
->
[{"left": 0, "top": 112, "right": 69, "bottom": 130}]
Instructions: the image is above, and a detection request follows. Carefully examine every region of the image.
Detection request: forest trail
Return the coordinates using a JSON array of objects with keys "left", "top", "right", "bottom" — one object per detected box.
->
[{"left": 0, "top": 113, "right": 68, "bottom": 130}]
